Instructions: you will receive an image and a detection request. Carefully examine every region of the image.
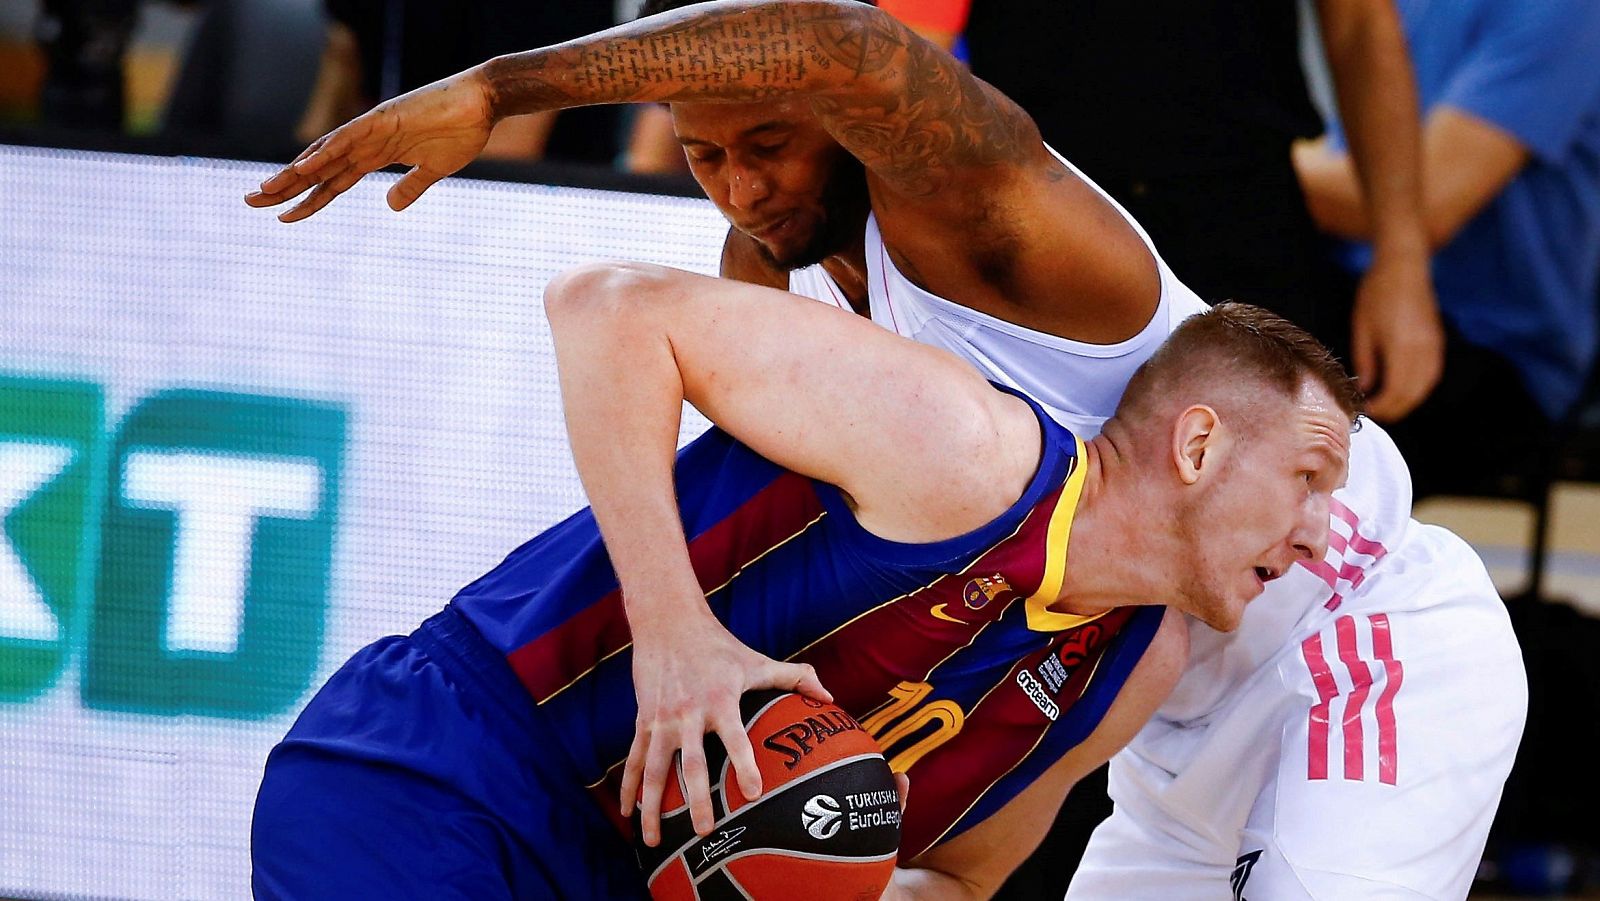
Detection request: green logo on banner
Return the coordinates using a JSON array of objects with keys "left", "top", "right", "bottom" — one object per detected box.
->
[
  {"left": 0, "top": 378, "right": 345, "bottom": 718},
  {"left": 0, "top": 376, "right": 105, "bottom": 701}
]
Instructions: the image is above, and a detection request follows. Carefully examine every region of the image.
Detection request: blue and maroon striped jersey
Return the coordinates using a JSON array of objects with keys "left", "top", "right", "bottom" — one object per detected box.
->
[{"left": 453, "top": 394, "right": 1164, "bottom": 860}]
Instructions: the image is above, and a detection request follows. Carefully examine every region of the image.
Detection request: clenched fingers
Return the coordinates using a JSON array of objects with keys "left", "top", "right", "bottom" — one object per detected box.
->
[{"left": 1366, "top": 350, "right": 1443, "bottom": 421}]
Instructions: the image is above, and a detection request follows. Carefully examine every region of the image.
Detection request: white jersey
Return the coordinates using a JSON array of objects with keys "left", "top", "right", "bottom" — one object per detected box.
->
[
  {"left": 1069, "top": 518, "right": 1524, "bottom": 900},
  {"left": 792, "top": 150, "right": 1208, "bottom": 438},
  {"left": 785, "top": 147, "right": 1524, "bottom": 898}
]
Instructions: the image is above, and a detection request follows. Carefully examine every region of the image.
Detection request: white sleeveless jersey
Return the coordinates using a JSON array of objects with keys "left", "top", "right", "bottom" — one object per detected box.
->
[{"left": 784, "top": 144, "right": 1517, "bottom": 898}]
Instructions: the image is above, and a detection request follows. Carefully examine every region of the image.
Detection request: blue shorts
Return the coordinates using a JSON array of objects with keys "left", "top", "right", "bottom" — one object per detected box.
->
[{"left": 251, "top": 606, "right": 649, "bottom": 900}]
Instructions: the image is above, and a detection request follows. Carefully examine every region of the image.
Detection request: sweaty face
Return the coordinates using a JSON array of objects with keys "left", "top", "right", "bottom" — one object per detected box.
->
[
  {"left": 1173, "top": 379, "right": 1352, "bottom": 631},
  {"left": 672, "top": 100, "right": 869, "bottom": 270}
]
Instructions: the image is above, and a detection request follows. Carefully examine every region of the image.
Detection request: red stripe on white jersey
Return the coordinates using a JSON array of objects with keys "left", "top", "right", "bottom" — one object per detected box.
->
[
  {"left": 1345, "top": 530, "right": 1389, "bottom": 561},
  {"left": 1302, "top": 501, "right": 1389, "bottom": 611},
  {"left": 1335, "top": 616, "right": 1376, "bottom": 781},
  {"left": 1301, "top": 633, "right": 1339, "bottom": 781},
  {"left": 1304, "top": 559, "right": 1339, "bottom": 590},
  {"left": 822, "top": 272, "right": 849, "bottom": 311},
  {"left": 1370, "top": 613, "right": 1404, "bottom": 785},
  {"left": 1302, "top": 614, "right": 1404, "bottom": 785},
  {"left": 1328, "top": 497, "right": 1361, "bottom": 531}
]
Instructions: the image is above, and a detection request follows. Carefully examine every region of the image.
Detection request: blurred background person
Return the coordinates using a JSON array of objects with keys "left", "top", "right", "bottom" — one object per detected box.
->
[
  {"left": 621, "top": 103, "right": 688, "bottom": 175},
  {"left": 1294, "top": 0, "right": 1600, "bottom": 502},
  {"left": 878, "top": 0, "right": 967, "bottom": 54},
  {"left": 294, "top": 0, "right": 619, "bottom": 164},
  {"left": 1296, "top": 2, "right": 1600, "bottom": 892},
  {"left": 152, "top": 0, "right": 630, "bottom": 162},
  {"left": 33, "top": 0, "right": 142, "bottom": 130}
]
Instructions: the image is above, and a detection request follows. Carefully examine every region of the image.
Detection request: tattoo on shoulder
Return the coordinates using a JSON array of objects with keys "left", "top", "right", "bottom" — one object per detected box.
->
[{"left": 807, "top": 13, "right": 1039, "bottom": 197}]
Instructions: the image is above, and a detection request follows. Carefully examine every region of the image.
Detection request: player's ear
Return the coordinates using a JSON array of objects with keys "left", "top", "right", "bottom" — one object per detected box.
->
[{"left": 1171, "top": 404, "right": 1221, "bottom": 486}]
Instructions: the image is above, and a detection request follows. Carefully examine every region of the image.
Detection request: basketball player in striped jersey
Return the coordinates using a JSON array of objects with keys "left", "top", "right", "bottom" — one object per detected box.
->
[
  {"left": 246, "top": 1, "right": 1522, "bottom": 895},
  {"left": 253, "top": 281, "right": 1357, "bottom": 896}
]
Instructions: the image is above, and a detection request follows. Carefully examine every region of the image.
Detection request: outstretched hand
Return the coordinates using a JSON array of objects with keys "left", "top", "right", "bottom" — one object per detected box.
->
[
  {"left": 623, "top": 609, "right": 831, "bottom": 848},
  {"left": 244, "top": 69, "right": 496, "bottom": 222}
]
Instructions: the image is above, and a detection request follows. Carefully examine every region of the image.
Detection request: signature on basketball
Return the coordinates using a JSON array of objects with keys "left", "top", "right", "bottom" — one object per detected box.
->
[{"left": 699, "top": 826, "right": 747, "bottom": 865}]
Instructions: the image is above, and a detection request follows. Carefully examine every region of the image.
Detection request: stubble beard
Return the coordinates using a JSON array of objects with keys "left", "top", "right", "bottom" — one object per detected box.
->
[
  {"left": 1173, "top": 482, "right": 1242, "bottom": 632},
  {"left": 756, "top": 155, "right": 870, "bottom": 272}
]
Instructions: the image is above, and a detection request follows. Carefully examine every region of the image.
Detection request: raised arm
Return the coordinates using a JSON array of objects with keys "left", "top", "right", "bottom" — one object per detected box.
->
[
  {"left": 248, "top": 0, "right": 1157, "bottom": 338},
  {"left": 542, "top": 260, "right": 1040, "bottom": 849},
  {"left": 246, "top": 1, "right": 1041, "bottom": 219}
]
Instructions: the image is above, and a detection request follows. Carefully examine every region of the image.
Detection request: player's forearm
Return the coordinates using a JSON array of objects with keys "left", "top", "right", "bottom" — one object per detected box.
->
[
  {"left": 884, "top": 866, "right": 986, "bottom": 901},
  {"left": 1317, "top": 0, "right": 1429, "bottom": 260},
  {"left": 545, "top": 267, "right": 711, "bottom": 627},
  {"left": 480, "top": 0, "right": 875, "bottom": 121},
  {"left": 1294, "top": 138, "right": 1370, "bottom": 240}
]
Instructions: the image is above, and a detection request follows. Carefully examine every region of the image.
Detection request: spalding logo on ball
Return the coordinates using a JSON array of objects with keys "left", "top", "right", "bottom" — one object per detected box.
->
[{"left": 634, "top": 691, "right": 901, "bottom": 900}]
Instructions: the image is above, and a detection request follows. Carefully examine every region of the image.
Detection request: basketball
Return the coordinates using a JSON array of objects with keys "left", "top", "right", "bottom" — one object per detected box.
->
[{"left": 635, "top": 691, "right": 901, "bottom": 900}]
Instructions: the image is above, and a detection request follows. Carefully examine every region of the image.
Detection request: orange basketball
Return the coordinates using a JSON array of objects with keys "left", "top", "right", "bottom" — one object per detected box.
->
[{"left": 636, "top": 691, "right": 901, "bottom": 900}]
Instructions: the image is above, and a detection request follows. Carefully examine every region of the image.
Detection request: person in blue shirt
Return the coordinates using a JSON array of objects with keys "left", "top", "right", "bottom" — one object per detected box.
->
[{"left": 1295, "top": 0, "right": 1600, "bottom": 499}]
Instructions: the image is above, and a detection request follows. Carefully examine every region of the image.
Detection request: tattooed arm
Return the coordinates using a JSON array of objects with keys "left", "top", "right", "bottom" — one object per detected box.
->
[
  {"left": 246, "top": 1, "right": 1042, "bottom": 216},
  {"left": 484, "top": 1, "right": 1041, "bottom": 198},
  {"left": 246, "top": 0, "right": 1155, "bottom": 340}
]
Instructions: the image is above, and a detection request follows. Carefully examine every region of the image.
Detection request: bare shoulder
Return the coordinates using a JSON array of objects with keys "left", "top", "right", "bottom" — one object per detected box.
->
[
  {"left": 845, "top": 352, "right": 1044, "bottom": 543},
  {"left": 719, "top": 227, "right": 790, "bottom": 290}
]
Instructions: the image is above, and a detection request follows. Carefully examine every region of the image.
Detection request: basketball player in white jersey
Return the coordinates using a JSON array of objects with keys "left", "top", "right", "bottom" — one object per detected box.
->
[
  {"left": 244, "top": 0, "right": 1523, "bottom": 895},
  {"left": 783, "top": 166, "right": 1524, "bottom": 901}
]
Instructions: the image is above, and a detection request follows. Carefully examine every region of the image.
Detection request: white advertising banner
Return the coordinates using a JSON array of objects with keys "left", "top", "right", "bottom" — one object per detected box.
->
[{"left": 0, "top": 144, "right": 726, "bottom": 900}]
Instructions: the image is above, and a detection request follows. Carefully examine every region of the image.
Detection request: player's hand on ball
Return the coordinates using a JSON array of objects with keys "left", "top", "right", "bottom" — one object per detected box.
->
[
  {"left": 623, "top": 609, "right": 831, "bottom": 848},
  {"left": 245, "top": 68, "right": 495, "bottom": 223}
]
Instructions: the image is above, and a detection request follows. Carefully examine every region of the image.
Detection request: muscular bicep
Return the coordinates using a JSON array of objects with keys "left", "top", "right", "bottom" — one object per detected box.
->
[
  {"left": 906, "top": 609, "right": 1188, "bottom": 895},
  {"left": 599, "top": 264, "right": 1036, "bottom": 541},
  {"left": 488, "top": 0, "right": 1042, "bottom": 201}
]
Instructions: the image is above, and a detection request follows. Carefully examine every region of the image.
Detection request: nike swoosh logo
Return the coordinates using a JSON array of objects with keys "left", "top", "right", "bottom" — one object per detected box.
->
[{"left": 930, "top": 604, "right": 966, "bottom": 624}]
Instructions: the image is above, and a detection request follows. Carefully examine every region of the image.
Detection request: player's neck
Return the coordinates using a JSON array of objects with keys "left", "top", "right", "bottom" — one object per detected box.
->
[
  {"left": 1052, "top": 433, "right": 1186, "bottom": 616},
  {"left": 819, "top": 240, "right": 870, "bottom": 315}
]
